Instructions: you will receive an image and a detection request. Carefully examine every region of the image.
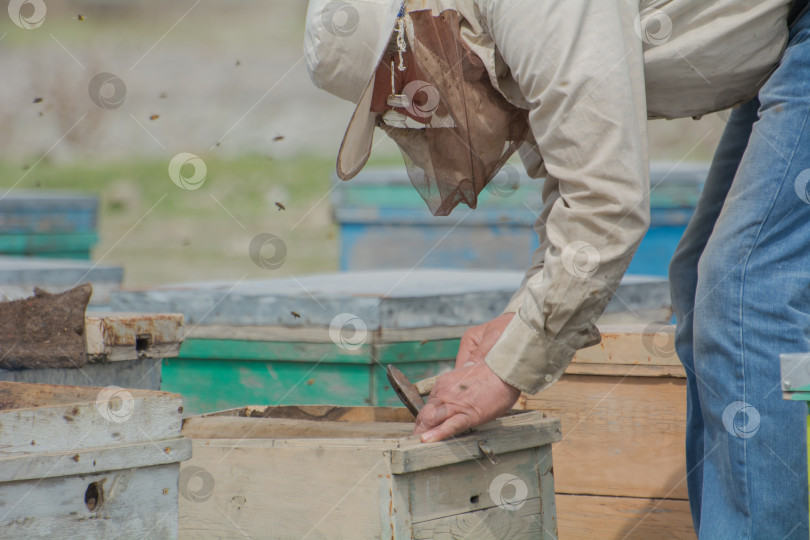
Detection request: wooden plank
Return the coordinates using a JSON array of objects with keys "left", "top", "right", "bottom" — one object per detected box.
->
[
  {"left": 412, "top": 497, "right": 548, "bottom": 539},
  {"left": 85, "top": 313, "right": 184, "bottom": 362},
  {"left": 520, "top": 374, "right": 688, "bottom": 499},
  {"left": 565, "top": 362, "right": 686, "bottom": 378},
  {"left": 556, "top": 494, "right": 695, "bottom": 540},
  {"left": 178, "top": 443, "right": 392, "bottom": 539},
  {"left": 391, "top": 414, "right": 561, "bottom": 474},
  {"left": 573, "top": 324, "right": 680, "bottom": 367},
  {"left": 0, "top": 382, "right": 185, "bottom": 456},
  {"left": 407, "top": 447, "right": 548, "bottom": 523},
  {"left": 596, "top": 308, "right": 673, "bottom": 325},
  {"left": 1, "top": 463, "right": 181, "bottom": 539},
  {"left": 0, "top": 437, "right": 192, "bottom": 483}
]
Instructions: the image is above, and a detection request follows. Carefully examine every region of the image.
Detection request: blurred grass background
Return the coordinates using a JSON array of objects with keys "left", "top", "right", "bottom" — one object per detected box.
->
[{"left": 0, "top": 0, "right": 728, "bottom": 287}]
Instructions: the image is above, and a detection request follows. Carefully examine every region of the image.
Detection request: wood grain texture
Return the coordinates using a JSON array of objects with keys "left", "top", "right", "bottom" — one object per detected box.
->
[
  {"left": 0, "top": 463, "right": 182, "bottom": 539},
  {"left": 556, "top": 494, "right": 696, "bottom": 540},
  {"left": 407, "top": 448, "right": 546, "bottom": 523},
  {"left": 0, "top": 437, "right": 191, "bottom": 483},
  {"left": 179, "top": 443, "right": 392, "bottom": 539},
  {"left": 390, "top": 414, "right": 561, "bottom": 474},
  {"left": 565, "top": 363, "right": 686, "bottom": 378},
  {"left": 412, "top": 498, "right": 545, "bottom": 539},
  {"left": 521, "top": 374, "right": 688, "bottom": 499},
  {"left": 573, "top": 324, "right": 679, "bottom": 367},
  {"left": 179, "top": 409, "right": 559, "bottom": 539},
  {"left": 0, "top": 381, "right": 185, "bottom": 456}
]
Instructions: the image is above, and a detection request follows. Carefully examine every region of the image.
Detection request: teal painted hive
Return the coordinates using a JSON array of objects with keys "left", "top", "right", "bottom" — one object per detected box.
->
[
  {"left": 111, "top": 270, "right": 672, "bottom": 415},
  {"left": 0, "top": 191, "right": 98, "bottom": 259},
  {"left": 331, "top": 162, "right": 708, "bottom": 276}
]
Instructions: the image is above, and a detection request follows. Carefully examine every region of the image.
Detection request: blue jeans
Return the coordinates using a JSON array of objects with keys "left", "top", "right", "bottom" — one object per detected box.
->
[{"left": 669, "top": 10, "right": 810, "bottom": 540}]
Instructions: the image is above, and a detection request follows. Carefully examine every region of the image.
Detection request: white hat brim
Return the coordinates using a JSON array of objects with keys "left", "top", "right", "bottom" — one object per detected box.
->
[{"left": 336, "top": 73, "right": 378, "bottom": 180}]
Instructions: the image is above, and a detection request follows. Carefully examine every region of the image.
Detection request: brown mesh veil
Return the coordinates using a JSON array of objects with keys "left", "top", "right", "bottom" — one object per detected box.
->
[{"left": 379, "top": 9, "right": 529, "bottom": 216}]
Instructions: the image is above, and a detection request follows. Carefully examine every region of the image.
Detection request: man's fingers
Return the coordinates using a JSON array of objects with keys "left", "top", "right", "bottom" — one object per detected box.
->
[
  {"left": 420, "top": 413, "right": 473, "bottom": 443},
  {"left": 455, "top": 326, "right": 482, "bottom": 369},
  {"left": 414, "top": 402, "right": 449, "bottom": 434}
]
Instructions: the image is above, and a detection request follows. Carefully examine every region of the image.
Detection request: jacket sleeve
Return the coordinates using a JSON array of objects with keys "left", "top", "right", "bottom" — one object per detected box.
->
[{"left": 479, "top": 0, "right": 651, "bottom": 393}]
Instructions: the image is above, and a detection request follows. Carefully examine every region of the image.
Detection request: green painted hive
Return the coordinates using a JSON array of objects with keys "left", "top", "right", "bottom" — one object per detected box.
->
[{"left": 111, "top": 270, "right": 672, "bottom": 415}]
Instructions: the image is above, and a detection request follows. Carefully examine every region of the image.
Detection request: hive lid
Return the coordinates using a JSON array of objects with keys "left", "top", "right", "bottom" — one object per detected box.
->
[
  {"left": 0, "top": 256, "right": 123, "bottom": 304},
  {"left": 110, "top": 270, "right": 669, "bottom": 330}
]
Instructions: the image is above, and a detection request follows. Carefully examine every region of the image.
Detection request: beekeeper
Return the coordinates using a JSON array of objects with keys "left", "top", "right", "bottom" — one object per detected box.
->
[{"left": 304, "top": 1, "right": 810, "bottom": 537}]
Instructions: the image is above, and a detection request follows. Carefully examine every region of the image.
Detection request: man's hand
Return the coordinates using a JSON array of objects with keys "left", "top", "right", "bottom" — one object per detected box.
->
[
  {"left": 414, "top": 313, "right": 520, "bottom": 443},
  {"left": 455, "top": 313, "right": 515, "bottom": 368}
]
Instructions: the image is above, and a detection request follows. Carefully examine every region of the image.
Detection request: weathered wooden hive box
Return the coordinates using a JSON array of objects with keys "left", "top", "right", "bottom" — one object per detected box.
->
[
  {"left": 178, "top": 407, "right": 560, "bottom": 539},
  {"left": 110, "top": 270, "right": 670, "bottom": 415},
  {"left": 0, "top": 191, "right": 99, "bottom": 259},
  {"left": 0, "top": 312, "right": 184, "bottom": 391},
  {"left": 0, "top": 381, "right": 192, "bottom": 539},
  {"left": 0, "top": 256, "right": 123, "bottom": 307},
  {"left": 519, "top": 324, "right": 695, "bottom": 539}
]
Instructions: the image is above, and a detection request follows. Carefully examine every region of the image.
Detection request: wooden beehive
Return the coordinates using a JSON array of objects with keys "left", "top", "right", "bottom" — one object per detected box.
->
[
  {"left": 517, "top": 324, "right": 696, "bottom": 539},
  {"left": 0, "top": 381, "right": 191, "bottom": 539},
  {"left": 0, "top": 312, "right": 184, "bottom": 391},
  {"left": 110, "top": 270, "right": 671, "bottom": 414},
  {"left": 0, "top": 191, "right": 99, "bottom": 259},
  {"left": 179, "top": 407, "right": 560, "bottom": 539}
]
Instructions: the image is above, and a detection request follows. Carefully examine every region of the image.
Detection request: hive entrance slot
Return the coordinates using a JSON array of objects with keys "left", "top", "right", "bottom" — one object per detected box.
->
[
  {"left": 85, "top": 481, "right": 103, "bottom": 511},
  {"left": 136, "top": 334, "right": 152, "bottom": 354}
]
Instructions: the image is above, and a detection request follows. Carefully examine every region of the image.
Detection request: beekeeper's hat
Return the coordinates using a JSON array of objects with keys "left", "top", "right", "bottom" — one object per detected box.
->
[{"left": 304, "top": 0, "right": 403, "bottom": 180}]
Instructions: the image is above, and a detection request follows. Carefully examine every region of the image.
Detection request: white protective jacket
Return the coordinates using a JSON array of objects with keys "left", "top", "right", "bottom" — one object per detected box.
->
[{"left": 410, "top": 0, "right": 794, "bottom": 393}]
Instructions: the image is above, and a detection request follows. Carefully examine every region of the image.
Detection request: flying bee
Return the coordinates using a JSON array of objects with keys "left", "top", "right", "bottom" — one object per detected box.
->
[
  {"left": 275, "top": 202, "right": 286, "bottom": 211},
  {"left": 291, "top": 311, "right": 301, "bottom": 319}
]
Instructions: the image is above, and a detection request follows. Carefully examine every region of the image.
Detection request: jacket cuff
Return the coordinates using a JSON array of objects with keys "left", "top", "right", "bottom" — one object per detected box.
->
[
  {"left": 484, "top": 314, "right": 576, "bottom": 394},
  {"left": 502, "top": 287, "right": 526, "bottom": 314}
]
